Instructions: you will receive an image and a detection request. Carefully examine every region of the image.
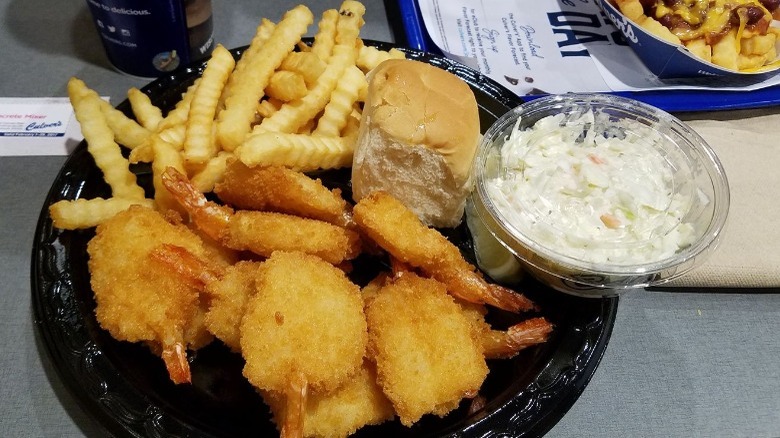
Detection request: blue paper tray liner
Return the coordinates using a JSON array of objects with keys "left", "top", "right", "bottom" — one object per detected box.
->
[{"left": 396, "top": 0, "right": 780, "bottom": 112}]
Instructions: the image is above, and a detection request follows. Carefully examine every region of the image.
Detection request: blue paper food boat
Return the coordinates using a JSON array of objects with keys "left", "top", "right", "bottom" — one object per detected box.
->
[
  {"left": 599, "top": 0, "right": 780, "bottom": 79},
  {"left": 393, "top": 0, "right": 780, "bottom": 111}
]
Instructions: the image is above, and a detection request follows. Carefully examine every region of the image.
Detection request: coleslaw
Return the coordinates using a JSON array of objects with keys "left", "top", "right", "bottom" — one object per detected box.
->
[{"left": 484, "top": 110, "right": 702, "bottom": 266}]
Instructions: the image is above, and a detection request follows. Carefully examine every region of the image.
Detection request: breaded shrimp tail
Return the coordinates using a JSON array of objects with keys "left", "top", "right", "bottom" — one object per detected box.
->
[
  {"left": 281, "top": 371, "right": 308, "bottom": 438},
  {"left": 365, "top": 272, "right": 488, "bottom": 426},
  {"left": 161, "top": 166, "right": 233, "bottom": 242},
  {"left": 87, "top": 206, "right": 217, "bottom": 385},
  {"left": 214, "top": 160, "right": 354, "bottom": 228},
  {"left": 161, "top": 342, "right": 191, "bottom": 384},
  {"left": 353, "top": 191, "right": 536, "bottom": 313},
  {"left": 162, "top": 168, "right": 360, "bottom": 264},
  {"left": 152, "top": 243, "right": 223, "bottom": 289},
  {"left": 162, "top": 166, "right": 361, "bottom": 264},
  {"left": 481, "top": 317, "right": 554, "bottom": 359}
]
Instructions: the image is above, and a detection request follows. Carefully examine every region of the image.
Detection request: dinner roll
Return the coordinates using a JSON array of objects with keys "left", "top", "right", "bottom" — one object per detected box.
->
[{"left": 351, "top": 59, "right": 480, "bottom": 228}]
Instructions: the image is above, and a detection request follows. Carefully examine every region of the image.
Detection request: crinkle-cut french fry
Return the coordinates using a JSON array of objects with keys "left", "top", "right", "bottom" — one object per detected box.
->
[
  {"left": 257, "top": 98, "right": 283, "bottom": 119},
  {"left": 158, "top": 79, "right": 199, "bottom": 131},
  {"left": 191, "top": 151, "right": 233, "bottom": 192},
  {"left": 67, "top": 78, "right": 146, "bottom": 200},
  {"left": 265, "top": 70, "right": 308, "bottom": 102},
  {"left": 252, "top": 50, "right": 346, "bottom": 133},
  {"left": 280, "top": 51, "right": 326, "bottom": 87},
  {"left": 157, "top": 123, "right": 187, "bottom": 149},
  {"left": 217, "top": 5, "right": 314, "bottom": 151},
  {"left": 356, "top": 79, "right": 367, "bottom": 103},
  {"left": 237, "top": 132, "right": 353, "bottom": 171},
  {"left": 184, "top": 44, "right": 235, "bottom": 164},
  {"left": 151, "top": 136, "right": 187, "bottom": 215},
  {"left": 151, "top": 136, "right": 185, "bottom": 175},
  {"left": 96, "top": 98, "right": 151, "bottom": 150},
  {"left": 314, "top": 65, "right": 366, "bottom": 137},
  {"left": 336, "top": 1, "right": 367, "bottom": 46},
  {"left": 297, "top": 117, "right": 316, "bottom": 135},
  {"left": 66, "top": 77, "right": 91, "bottom": 100},
  {"left": 311, "top": 9, "right": 339, "bottom": 61},
  {"left": 69, "top": 81, "right": 153, "bottom": 151},
  {"left": 221, "top": 18, "right": 276, "bottom": 107},
  {"left": 49, "top": 197, "right": 153, "bottom": 230},
  {"left": 236, "top": 18, "right": 277, "bottom": 75},
  {"left": 128, "top": 87, "right": 163, "bottom": 131},
  {"left": 350, "top": 102, "right": 362, "bottom": 118},
  {"left": 128, "top": 142, "right": 154, "bottom": 164},
  {"left": 254, "top": 2, "right": 365, "bottom": 135},
  {"left": 341, "top": 112, "right": 360, "bottom": 141},
  {"left": 129, "top": 123, "right": 187, "bottom": 164},
  {"left": 356, "top": 44, "right": 406, "bottom": 72}
]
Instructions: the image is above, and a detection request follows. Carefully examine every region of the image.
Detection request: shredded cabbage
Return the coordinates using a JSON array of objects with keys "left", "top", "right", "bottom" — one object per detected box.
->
[{"left": 485, "top": 110, "right": 699, "bottom": 266}]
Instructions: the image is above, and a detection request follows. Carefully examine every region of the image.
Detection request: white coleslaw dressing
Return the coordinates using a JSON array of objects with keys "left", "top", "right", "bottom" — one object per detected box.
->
[{"left": 485, "top": 110, "right": 701, "bottom": 266}]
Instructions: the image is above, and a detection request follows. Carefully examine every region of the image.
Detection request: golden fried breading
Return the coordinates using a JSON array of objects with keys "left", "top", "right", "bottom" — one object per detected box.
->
[
  {"left": 353, "top": 191, "right": 535, "bottom": 313},
  {"left": 204, "top": 260, "right": 262, "bottom": 353},
  {"left": 225, "top": 211, "right": 360, "bottom": 264},
  {"left": 263, "top": 360, "right": 395, "bottom": 438},
  {"left": 149, "top": 242, "right": 257, "bottom": 354},
  {"left": 240, "top": 251, "right": 367, "bottom": 394},
  {"left": 187, "top": 222, "right": 239, "bottom": 267},
  {"left": 214, "top": 160, "right": 352, "bottom": 227},
  {"left": 457, "top": 299, "right": 554, "bottom": 359},
  {"left": 365, "top": 272, "right": 489, "bottom": 426},
  {"left": 162, "top": 166, "right": 361, "bottom": 265},
  {"left": 457, "top": 300, "right": 490, "bottom": 332},
  {"left": 87, "top": 205, "right": 216, "bottom": 384},
  {"left": 360, "top": 272, "right": 389, "bottom": 310}
]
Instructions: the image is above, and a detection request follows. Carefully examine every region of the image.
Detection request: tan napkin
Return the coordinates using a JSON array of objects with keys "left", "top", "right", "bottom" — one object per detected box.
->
[{"left": 665, "top": 111, "right": 780, "bottom": 288}]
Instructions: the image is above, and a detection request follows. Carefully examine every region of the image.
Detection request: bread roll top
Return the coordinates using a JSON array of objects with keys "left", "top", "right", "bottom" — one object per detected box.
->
[
  {"left": 364, "top": 59, "right": 480, "bottom": 186},
  {"left": 352, "top": 59, "right": 481, "bottom": 228}
]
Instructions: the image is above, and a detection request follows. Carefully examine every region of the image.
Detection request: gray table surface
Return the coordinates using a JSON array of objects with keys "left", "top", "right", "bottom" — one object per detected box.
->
[{"left": 2, "top": 0, "right": 779, "bottom": 437}]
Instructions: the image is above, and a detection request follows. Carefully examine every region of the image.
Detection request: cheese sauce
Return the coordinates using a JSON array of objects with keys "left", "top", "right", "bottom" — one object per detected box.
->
[
  {"left": 651, "top": 0, "right": 774, "bottom": 43},
  {"left": 484, "top": 111, "right": 701, "bottom": 266}
]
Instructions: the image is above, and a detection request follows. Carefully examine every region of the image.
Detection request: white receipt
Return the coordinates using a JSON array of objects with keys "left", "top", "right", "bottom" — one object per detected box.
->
[
  {"left": 417, "top": 0, "right": 780, "bottom": 94},
  {"left": 0, "top": 97, "right": 88, "bottom": 156}
]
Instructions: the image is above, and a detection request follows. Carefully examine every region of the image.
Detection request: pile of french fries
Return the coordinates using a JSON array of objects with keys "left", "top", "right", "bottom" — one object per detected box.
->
[
  {"left": 614, "top": 0, "right": 780, "bottom": 71},
  {"left": 51, "top": 1, "right": 405, "bottom": 230}
]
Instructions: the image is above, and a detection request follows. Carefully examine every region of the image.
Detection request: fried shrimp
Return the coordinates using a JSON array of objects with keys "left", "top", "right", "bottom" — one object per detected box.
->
[
  {"left": 161, "top": 167, "right": 361, "bottom": 264},
  {"left": 214, "top": 160, "right": 353, "bottom": 228},
  {"left": 151, "top": 243, "right": 260, "bottom": 353},
  {"left": 241, "top": 251, "right": 368, "bottom": 436},
  {"left": 480, "top": 317, "right": 554, "bottom": 359},
  {"left": 202, "top": 260, "right": 262, "bottom": 352},
  {"left": 364, "top": 271, "right": 488, "bottom": 426},
  {"left": 262, "top": 360, "right": 395, "bottom": 438},
  {"left": 87, "top": 206, "right": 219, "bottom": 384},
  {"left": 353, "top": 191, "right": 535, "bottom": 313},
  {"left": 151, "top": 243, "right": 222, "bottom": 288},
  {"left": 455, "top": 300, "right": 553, "bottom": 359}
]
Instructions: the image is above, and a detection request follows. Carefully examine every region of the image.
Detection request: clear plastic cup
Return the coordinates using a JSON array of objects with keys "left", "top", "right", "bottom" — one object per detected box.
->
[{"left": 471, "top": 94, "right": 730, "bottom": 297}]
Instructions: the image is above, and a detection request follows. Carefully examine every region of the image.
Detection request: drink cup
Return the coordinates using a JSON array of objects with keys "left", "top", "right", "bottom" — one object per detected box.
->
[{"left": 85, "top": 0, "right": 215, "bottom": 78}]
